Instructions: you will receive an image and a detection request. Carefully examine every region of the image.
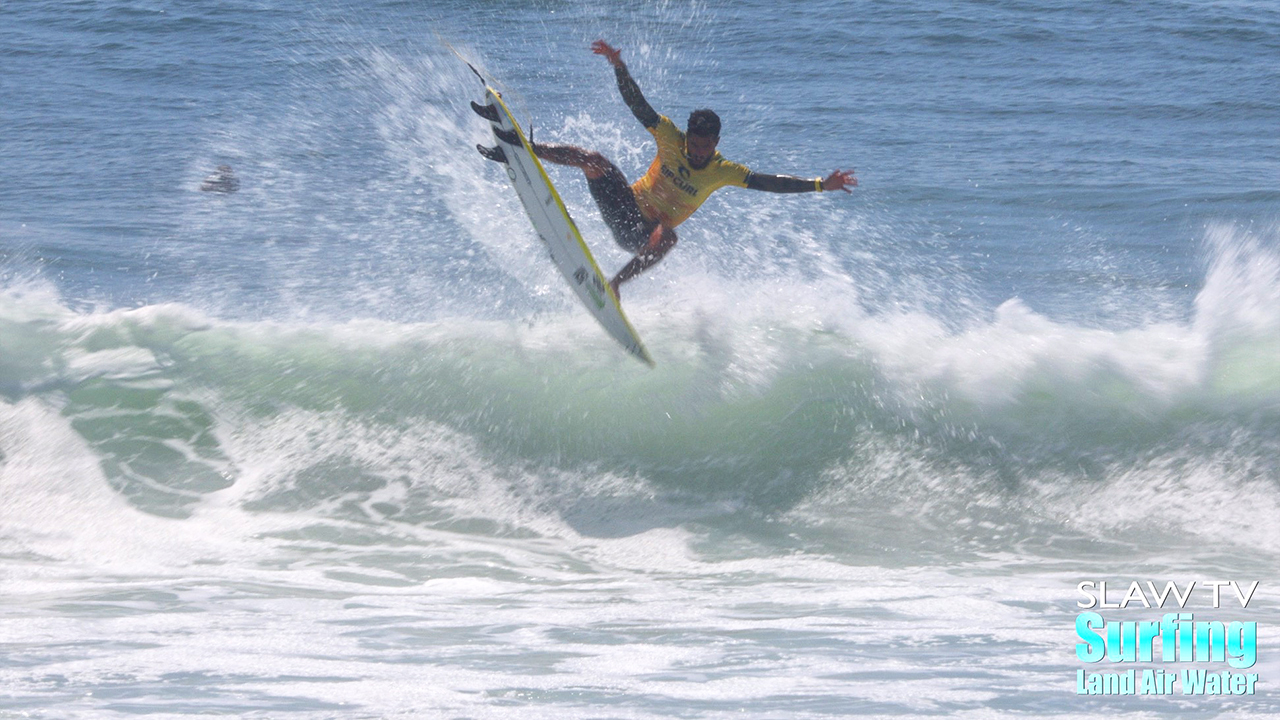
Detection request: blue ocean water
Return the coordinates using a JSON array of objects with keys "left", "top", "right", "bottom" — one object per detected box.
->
[{"left": 3, "top": 0, "right": 1280, "bottom": 717}]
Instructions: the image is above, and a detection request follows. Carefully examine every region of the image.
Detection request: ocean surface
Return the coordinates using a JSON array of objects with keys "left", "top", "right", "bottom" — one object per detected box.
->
[{"left": 3, "top": 0, "right": 1280, "bottom": 717}]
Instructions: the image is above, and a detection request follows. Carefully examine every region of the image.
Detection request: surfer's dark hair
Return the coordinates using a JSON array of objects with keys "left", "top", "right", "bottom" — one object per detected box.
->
[{"left": 687, "top": 109, "right": 720, "bottom": 138}]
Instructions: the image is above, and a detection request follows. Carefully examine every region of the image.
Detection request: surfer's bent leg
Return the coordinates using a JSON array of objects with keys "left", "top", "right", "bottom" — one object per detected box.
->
[
  {"left": 526, "top": 142, "right": 612, "bottom": 180},
  {"left": 584, "top": 164, "right": 656, "bottom": 254},
  {"left": 608, "top": 224, "right": 678, "bottom": 298},
  {"left": 531, "top": 145, "right": 671, "bottom": 298}
]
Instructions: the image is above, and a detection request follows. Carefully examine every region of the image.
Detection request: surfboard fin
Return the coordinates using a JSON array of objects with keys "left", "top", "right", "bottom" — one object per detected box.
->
[
  {"left": 492, "top": 127, "right": 520, "bottom": 146},
  {"left": 470, "top": 101, "right": 500, "bottom": 122},
  {"left": 476, "top": 143, "right": 508, "bottom": 163}
]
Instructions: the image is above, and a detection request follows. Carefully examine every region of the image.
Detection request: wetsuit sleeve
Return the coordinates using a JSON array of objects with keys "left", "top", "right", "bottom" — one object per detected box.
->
[
  {"left": 745, "top": 172, "right": 823, "bottom": 193},
  {"left": 615, "top": 62, "right": 661, "bottom": 129}
]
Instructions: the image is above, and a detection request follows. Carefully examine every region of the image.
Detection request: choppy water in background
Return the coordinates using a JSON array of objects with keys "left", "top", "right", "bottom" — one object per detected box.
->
[{"left": 3, "top": 0, "right": 1280, "bottom": 717}]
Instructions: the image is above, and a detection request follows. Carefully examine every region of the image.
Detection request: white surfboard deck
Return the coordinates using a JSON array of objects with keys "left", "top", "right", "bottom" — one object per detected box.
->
[{"left": 477, "top": 85, "right": 654, "bottom": 367}]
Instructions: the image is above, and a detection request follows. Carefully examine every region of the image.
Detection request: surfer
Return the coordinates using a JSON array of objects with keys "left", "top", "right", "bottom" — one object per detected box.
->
[
  {"left": 481, "top": 40, "right": 856, "bottom": 299},
  {"left": 200, "top": 165, "right": 239, "bottom": 193}
]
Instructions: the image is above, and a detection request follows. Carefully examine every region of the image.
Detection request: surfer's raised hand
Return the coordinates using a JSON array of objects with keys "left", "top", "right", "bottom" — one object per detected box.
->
[
  {"left": 823, "top": 169, "right": 858, "bottom": 193},
  {"left": 592, "top": 40, "right": 623, "bottom": 67}
]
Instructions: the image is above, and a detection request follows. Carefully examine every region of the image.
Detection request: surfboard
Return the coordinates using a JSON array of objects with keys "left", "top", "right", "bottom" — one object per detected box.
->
[{"left": 467, "top": 71, "right": 654, "bottom": 367}]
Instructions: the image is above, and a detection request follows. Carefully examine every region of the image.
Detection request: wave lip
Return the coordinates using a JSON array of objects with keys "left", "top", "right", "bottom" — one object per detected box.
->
[{"left": 5, "top": 226, "right": 1280, "bottom": 557}]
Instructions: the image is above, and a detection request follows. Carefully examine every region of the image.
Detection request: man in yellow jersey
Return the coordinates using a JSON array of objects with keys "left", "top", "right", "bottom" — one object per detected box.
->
[{"left": 481, "top": 40, "right": 857, "bottom": 299}]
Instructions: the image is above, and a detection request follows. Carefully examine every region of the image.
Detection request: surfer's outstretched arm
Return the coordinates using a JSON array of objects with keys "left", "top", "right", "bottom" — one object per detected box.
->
[
  {"left": 592, "top": 40, "right": 660, "bottom": 129},
  {"left": 746, "top": 169, "right": 858, "bottom": 194}
]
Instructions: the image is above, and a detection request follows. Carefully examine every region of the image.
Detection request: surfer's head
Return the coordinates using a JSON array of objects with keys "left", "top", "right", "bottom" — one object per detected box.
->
[
  {"left": 685, "top": 109, "right": 720, "bottom": 169},
  {"left": 200, "top": 164, "right": 240, "bottom": 193}
]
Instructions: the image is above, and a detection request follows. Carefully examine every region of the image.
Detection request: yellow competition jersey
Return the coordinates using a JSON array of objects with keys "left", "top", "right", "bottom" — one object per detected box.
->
[{"left": 631, "top": 116, "right": 751, "bottom": 228}]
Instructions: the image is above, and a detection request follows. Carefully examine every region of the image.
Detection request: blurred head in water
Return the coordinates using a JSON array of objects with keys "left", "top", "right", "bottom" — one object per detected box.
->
[{"left": 201, "top": 165, "right": 239, "bottom": 193}]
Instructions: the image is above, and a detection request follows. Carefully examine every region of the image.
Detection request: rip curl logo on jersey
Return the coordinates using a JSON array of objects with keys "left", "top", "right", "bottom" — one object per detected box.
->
[{"left": 660, "top": 164, "right": 698, "bottom": 196}]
